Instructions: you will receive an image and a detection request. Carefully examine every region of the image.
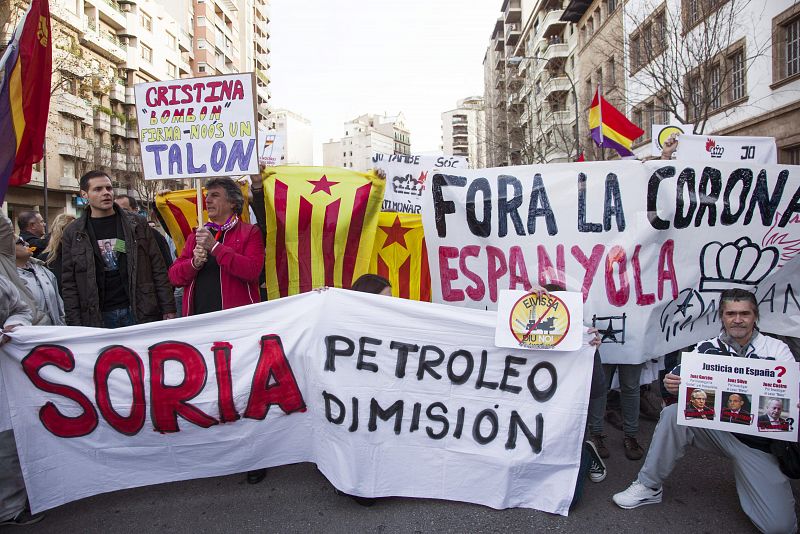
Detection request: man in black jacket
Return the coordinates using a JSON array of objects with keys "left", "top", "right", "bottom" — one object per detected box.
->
[
  {"left": 61, "top": 171, "right": 176, "bottom": 328},
  {"left": 16, "top": 211, "right": 47, "bottom": 259}
]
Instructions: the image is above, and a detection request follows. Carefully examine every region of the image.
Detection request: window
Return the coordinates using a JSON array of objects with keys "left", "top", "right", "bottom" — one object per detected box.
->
[
  {"left": 773, "top": 4, "right": 800, "bottom": 86},
  {"left": 789, "top": 17, "right": 800, "bottom": 77},
  {"left": 730, "top": 49, "right": 745, "bottom": 101},
  {"left": 607, "top": 57, "right": 616, "bottom": 87},
  {"left": 607, "top": 0, "right": 617, "bottom": 12},
  {"left": 140, "top": 13, "right": 152, "bottom": 32},
  {"left": 686, "top": 0, "right": 700, "bottom": 26},
  {"left": 167, "top": 61, "right": 177, "bottom": 78},
  {"left": 140, "top": 44, "right": 152, "bottom": 62},
  {"left": 783, "top": 145, "right": 800, "bottom": 165},
  {"left": 62, "top": 159, "right": 75, "bottom": 181},
  {"left": 708, "top": 63, "right": 721, "bottom": 110},
  {"left": 645, "top": 101, "right": 655, "bottom": 140},
  {"left": 630, "top": 35, "right": 641, "bottom": 71},
  {"left": 689, "top": 74, "right": 702, "bottom": 120},
  {"left": 198, "top": 65, "right": 206, "bottom": 72},
  {"left": 166, "top": 33, "right": 177, "bottom": 49},
  {"left": 654, "top": 11, "right": 666, "bottom": 53}
]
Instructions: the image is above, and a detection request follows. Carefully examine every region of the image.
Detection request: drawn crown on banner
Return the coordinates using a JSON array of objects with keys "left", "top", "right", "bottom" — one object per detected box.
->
[
  {"left": 392, "top": 173, "right": 423, "bottom": 196},
  {"left": 699, "top": 237, "right": 779, "bottom": 292}
]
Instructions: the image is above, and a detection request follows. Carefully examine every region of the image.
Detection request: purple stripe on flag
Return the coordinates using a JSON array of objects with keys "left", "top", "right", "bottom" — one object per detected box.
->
[
  {"left": 0, "top": 44, "right": 21, "bottom": 204},
  {"left": 591, "top": 126, "right": 634, "bottom": 157}
]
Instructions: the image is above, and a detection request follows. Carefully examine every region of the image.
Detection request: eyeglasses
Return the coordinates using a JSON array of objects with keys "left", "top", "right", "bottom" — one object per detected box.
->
[{"left": 15, "top": 237, "right": 29, "bottom": 247}]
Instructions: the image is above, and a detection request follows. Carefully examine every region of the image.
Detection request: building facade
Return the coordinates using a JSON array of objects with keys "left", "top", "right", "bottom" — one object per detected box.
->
[
  {"left": 322, "top": 113, "right": 411, "bottom": 172},
  {"left": 441, "top": 96, "right": 487, "bottom": 168},
  {"left": 266, "top": 109, "right": 313, "bottom": 166},
  {"left": 1, "top": 0, "right": 271, "bottom": 226}
]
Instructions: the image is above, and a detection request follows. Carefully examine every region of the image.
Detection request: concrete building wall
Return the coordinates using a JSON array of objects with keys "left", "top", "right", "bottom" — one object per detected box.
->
[
  {"left": 267, "top": 109, "right": 313, "bottom": 166},
  {"left": 442, "top": 96, "right": 487, "bottom": 168}
]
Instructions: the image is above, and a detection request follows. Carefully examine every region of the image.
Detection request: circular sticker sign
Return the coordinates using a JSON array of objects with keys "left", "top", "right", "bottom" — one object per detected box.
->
[{"left": 509, "top": 292, "right": 571, "bottom": 349}]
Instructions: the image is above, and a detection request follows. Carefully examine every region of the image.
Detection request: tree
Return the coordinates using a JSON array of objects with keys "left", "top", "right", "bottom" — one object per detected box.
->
[{"left": 611, "top": 0, "right": 768, "bottom": 134}]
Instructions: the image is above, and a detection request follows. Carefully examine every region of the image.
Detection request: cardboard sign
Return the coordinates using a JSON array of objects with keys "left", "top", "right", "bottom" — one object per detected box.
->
[
  {"left": 0, "top": 290, "right": 593, "bottom": 516},
  {"left": 677, "top": 134, "right": 777, "bottom": 164},
  {"left": 420, "top": 161, "right": 800, "bottom": 364},
  {"left": 372, "top": 153, "right": 467, "bottom": 214},
  {"left": 677, "top": 352, "right": 799, "bottom": 442},
  {"left": 495, "top": 290, "right": 583, "bottom": 351},
  {"left": 134, "top": 73, "right": 259, "bottom": 180}
]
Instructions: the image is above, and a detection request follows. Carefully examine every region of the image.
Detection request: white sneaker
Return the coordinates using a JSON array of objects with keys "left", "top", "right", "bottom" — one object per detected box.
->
[{"left": 612, "top": 480, "right": 662, "bottom": 509}]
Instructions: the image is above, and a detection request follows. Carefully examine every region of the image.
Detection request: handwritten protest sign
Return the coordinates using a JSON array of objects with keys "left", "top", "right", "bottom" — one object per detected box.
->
[
  {"left": 421, "top": 161, "right": 800, "bottom": 364},
  {"left": 372, "top": 153, "right": 467, "bottom": 213},
  {"left": 678, "top": 134, "right": 777, "bottom": 164},
  {"left": 134, "top": 73, "right": 259, "bottom": 180},
  {"left": 0, "top": 290, "right": 593, "bottom": 515},
  {"left": 677, "top": 352, "right": 799, "bottom": 442},
  {"left": 495, "top": 290, "right": 584, "bottom": 351}
]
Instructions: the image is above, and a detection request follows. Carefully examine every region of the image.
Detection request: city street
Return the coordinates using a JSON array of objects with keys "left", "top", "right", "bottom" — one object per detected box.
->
[{"left": 22, "top": 418, "right": 800, "bottom": 533}]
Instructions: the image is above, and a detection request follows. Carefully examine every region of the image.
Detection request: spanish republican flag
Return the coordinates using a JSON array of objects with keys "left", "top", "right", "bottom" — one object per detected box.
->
[
  {"left": 370, "top": 213, "right": 431, "bottom": 302},
  {"left": 588, "top": 84, "right": 644, "bottom": 157},
  {"left": 0, "top": 0, "right": 52, "bottom": 205},
  {"left": 155, "top": 184, "right": 251, "bottom": 255},
  {"left": 262, "top": 166, "right": 385, "bottom": 299}
]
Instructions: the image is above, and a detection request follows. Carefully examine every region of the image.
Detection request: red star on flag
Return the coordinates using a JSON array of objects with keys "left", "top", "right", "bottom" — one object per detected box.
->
[
  {"left": 379, "top": 215, "right": 412, "bottom": 249},
  {"left": 308, "top": 175, "right": 339, "bottom": 195}
]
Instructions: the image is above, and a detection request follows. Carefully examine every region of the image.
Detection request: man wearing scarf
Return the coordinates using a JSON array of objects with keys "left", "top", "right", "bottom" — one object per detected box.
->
[{"left": 169, "top": 176, "right": 265, "bottom": 315}]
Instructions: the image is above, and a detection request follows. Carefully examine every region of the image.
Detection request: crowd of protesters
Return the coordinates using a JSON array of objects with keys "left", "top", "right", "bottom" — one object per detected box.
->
[{"left": 0, "top": 163, "right": 797, "bottom": 532}]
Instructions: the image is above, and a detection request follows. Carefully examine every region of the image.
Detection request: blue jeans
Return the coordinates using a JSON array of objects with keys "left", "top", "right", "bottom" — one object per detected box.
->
[
  {"left": 587, "top": 362, "right": 644, "bottom": 436},
  {"left": 102, "top": 307, "right": 135, "bottom": 329}
]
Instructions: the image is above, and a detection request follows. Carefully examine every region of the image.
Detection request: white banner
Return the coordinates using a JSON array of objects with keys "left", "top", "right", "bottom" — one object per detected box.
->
[
  {"left": 372, "top": 153, "right": 467, "bottom": 213},
  {"left": 677, "top": 352, "right": 799, "bottom": 442},
  {"left": 0, "top": 290, "right": 593, "bottom": 515},
  {"left": 677, "top": 134, "right": 777, "bottom": 164},
  {"left": 134, "top": 73, "right": 259, "bottom": 180},
  {"left": 420, "top": 161, "right": 800, "bottom": 364}
]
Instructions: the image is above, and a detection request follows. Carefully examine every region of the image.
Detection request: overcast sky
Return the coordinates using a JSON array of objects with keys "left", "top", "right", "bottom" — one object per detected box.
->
[{"left": 269, "top": 1, "right": 502, "bottom": 164}]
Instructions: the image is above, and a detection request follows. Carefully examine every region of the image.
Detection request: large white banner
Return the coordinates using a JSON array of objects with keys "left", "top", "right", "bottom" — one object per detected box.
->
[
  {"left": 373, "top": 153, "right": 467, "bottom": 213},
  {"left": 421, "top": 161, "right": 800, "bottom": 364},
  {"left": 134, "top": 73, "right": 259, "bottom": 180},
  {"left": 678, "top": 134, "right": 777, "bottom": 164},
  {"left": 0, "top": 290, "right": 593, "bottom": 515}
]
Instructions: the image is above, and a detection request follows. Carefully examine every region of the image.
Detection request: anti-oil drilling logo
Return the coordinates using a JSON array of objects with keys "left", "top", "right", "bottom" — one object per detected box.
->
[{"left": 509, "top": 292, "right": 571, "bottom": 349}]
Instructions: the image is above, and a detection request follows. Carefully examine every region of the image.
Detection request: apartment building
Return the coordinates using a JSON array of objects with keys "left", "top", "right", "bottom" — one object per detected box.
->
[
  {"left": 441, "top": 96, "right": 487, "bottom": 168},
  {"left": 1, "top": 0, "right": 271, "bottom": 224},
  {"left": 266, "top": 109, "right": 313, "bottom": 166},
  {"left": 563, "top": 0, "right": 800, "bottom": 162},
  {"left": 322, "top": 113, "right": 411, "bottom": 172}
]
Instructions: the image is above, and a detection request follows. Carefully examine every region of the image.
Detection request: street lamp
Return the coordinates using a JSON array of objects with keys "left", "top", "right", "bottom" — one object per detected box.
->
[{"left": 508, "top": 55, "right": 580, "bottom": 161}]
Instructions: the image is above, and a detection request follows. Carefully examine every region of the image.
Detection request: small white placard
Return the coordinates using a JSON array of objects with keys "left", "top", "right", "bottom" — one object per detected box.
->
[{"left": 495, "top": 290, "right": 584, "bottom": 351}]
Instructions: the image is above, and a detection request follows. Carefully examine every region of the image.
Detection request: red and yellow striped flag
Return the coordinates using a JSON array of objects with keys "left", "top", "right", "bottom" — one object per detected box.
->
[
  {"left": 370, "top": 212, "right": 431, "bottom": 301},
  {"left": 262, "top": 166, "right": 385, "bottom": 299},
  {"left": 155, "top": 184, "right": 250, "bottom": 255}
]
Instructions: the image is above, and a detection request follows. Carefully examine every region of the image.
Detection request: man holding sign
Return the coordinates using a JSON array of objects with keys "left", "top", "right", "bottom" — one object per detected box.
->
[{"left": 613, "top": 289, "right": 796, "bottom": 533}]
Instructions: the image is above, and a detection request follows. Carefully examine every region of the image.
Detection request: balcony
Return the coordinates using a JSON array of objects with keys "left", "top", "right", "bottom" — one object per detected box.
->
[
  {"left": 50, "top": 3, "right": 85, "bottom": 33},
  {"left": 109, "top": 79, "right": 125, "bottom": 102},
  {"left": 494, "top": 37, "right": 505, "bottom": 52},
  {"left": 544, "top": 75, "right": 572, "bottom": 96},
  {"left": 542, "top": 42, "right": 569, "bottom": 62},
  {"left": 178, "top": 30, "right": 193, "bottom": 53},
  {"left": 57, "top": 134, "right": 91, "bottom": 158},
  {"left": 538, "top": 10, "right": 566, "bottom": 40},
  {"left": 55, "top": 93, "right": 91, "bottom": 121},
  {"left": 494, "top": 55, "right": 506, "bottom": 71},
  {"left": 95, "top": 144, "right": 112, "bottom": 165},
  {"left": 88, "top": 0, "right": 127, "bottom": 29},
  {"left": 506, "top": 23, "right": 521, "bottom": 46},
  {"left": 126, "top": 124, "right": 139, "bottom": 139},
  {"left": 503, "top": 0, "right": 521, "bottom": 23},
  {"left": 81, "top": 21, "right": 127, "bottom": 63},
  {"left": 94, "top": 112, "right": 111, "bottom": 131},
  {"left": 111, "top": 151, "right": 127, "bottom": 171},
  {"left": 111, "top": 116, "right": 126, "bottom": 136},
  {"left": 125, "top": 87, "right": 136, "bottom": 105}
]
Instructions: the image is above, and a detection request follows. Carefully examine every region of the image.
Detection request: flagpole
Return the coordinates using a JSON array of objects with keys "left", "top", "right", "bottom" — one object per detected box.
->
[
  {"left": 42, "top": 139, "right": 48, "bottom": 226},
  {"left": 598, "top": 83, "right": 605, "bottom": 161},
  {"left": 195, "top": 178, "right": 202, "bottom": 227}
]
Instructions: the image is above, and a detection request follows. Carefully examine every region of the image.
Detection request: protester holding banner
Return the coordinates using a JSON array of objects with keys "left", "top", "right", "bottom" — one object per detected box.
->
[
  {"left": 168, "top": 175, "right": 266, "bottom": 484},
  {"left": 61, "top": 171, "right": 176, "bottom": 328},
  {"left": 613, "top": 289, "right": 796, "bottom": 534},
  {"left": 14, "top": 234, "right": 64, "bottom": 326},
  {"left": 0, "top": 275, "right": 42, "bottom": 526}
]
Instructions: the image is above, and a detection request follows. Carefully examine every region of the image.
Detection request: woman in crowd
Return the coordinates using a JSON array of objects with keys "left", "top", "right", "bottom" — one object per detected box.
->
[
  {"left": 38, "top": 213, "right": 75, "bottom": 294},
  {"left": 15, "top": 234, "right": 65, "bottom": 326}
]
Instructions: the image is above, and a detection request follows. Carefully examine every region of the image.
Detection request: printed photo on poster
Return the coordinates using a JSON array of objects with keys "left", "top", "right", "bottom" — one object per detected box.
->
[
  {"left": 684, "top": 387, "right": 716, "bottom": 420},
  {"left": 757, "top": 397, "right": 792, "bottom": 432},
  {"left": 720, "top": 392, "right": 753, "bottom": 426}
]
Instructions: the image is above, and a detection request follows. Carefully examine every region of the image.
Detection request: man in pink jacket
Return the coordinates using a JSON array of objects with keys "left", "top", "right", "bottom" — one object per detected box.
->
[{"left": 169, "top": 177, "right": 265, "bottom": 316}]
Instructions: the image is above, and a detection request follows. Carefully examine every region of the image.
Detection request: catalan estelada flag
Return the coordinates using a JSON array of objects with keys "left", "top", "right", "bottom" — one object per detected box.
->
[
  {"left": 262, "top": 166, "right": 385, "bottom": 299},
  {"left": 370, "top": 213, "right": 431, "bottom": 301},
  {"left": 0, "top": 0, "right": 52, "bottom": 206},
  {"left": 155, "top": 184, "right": 250, "bottom": 255},
  {"left": 588, "top": 84, "right": 643, "bottom": 157}
]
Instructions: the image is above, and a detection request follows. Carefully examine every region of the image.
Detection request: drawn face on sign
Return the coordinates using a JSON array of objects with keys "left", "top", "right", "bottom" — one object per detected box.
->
[
  {"left": 659, "top": 288, "right": 706, "bottom": 342},
  {"left": 509, "top": 292, "right": 570, "bottom": 349}
]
